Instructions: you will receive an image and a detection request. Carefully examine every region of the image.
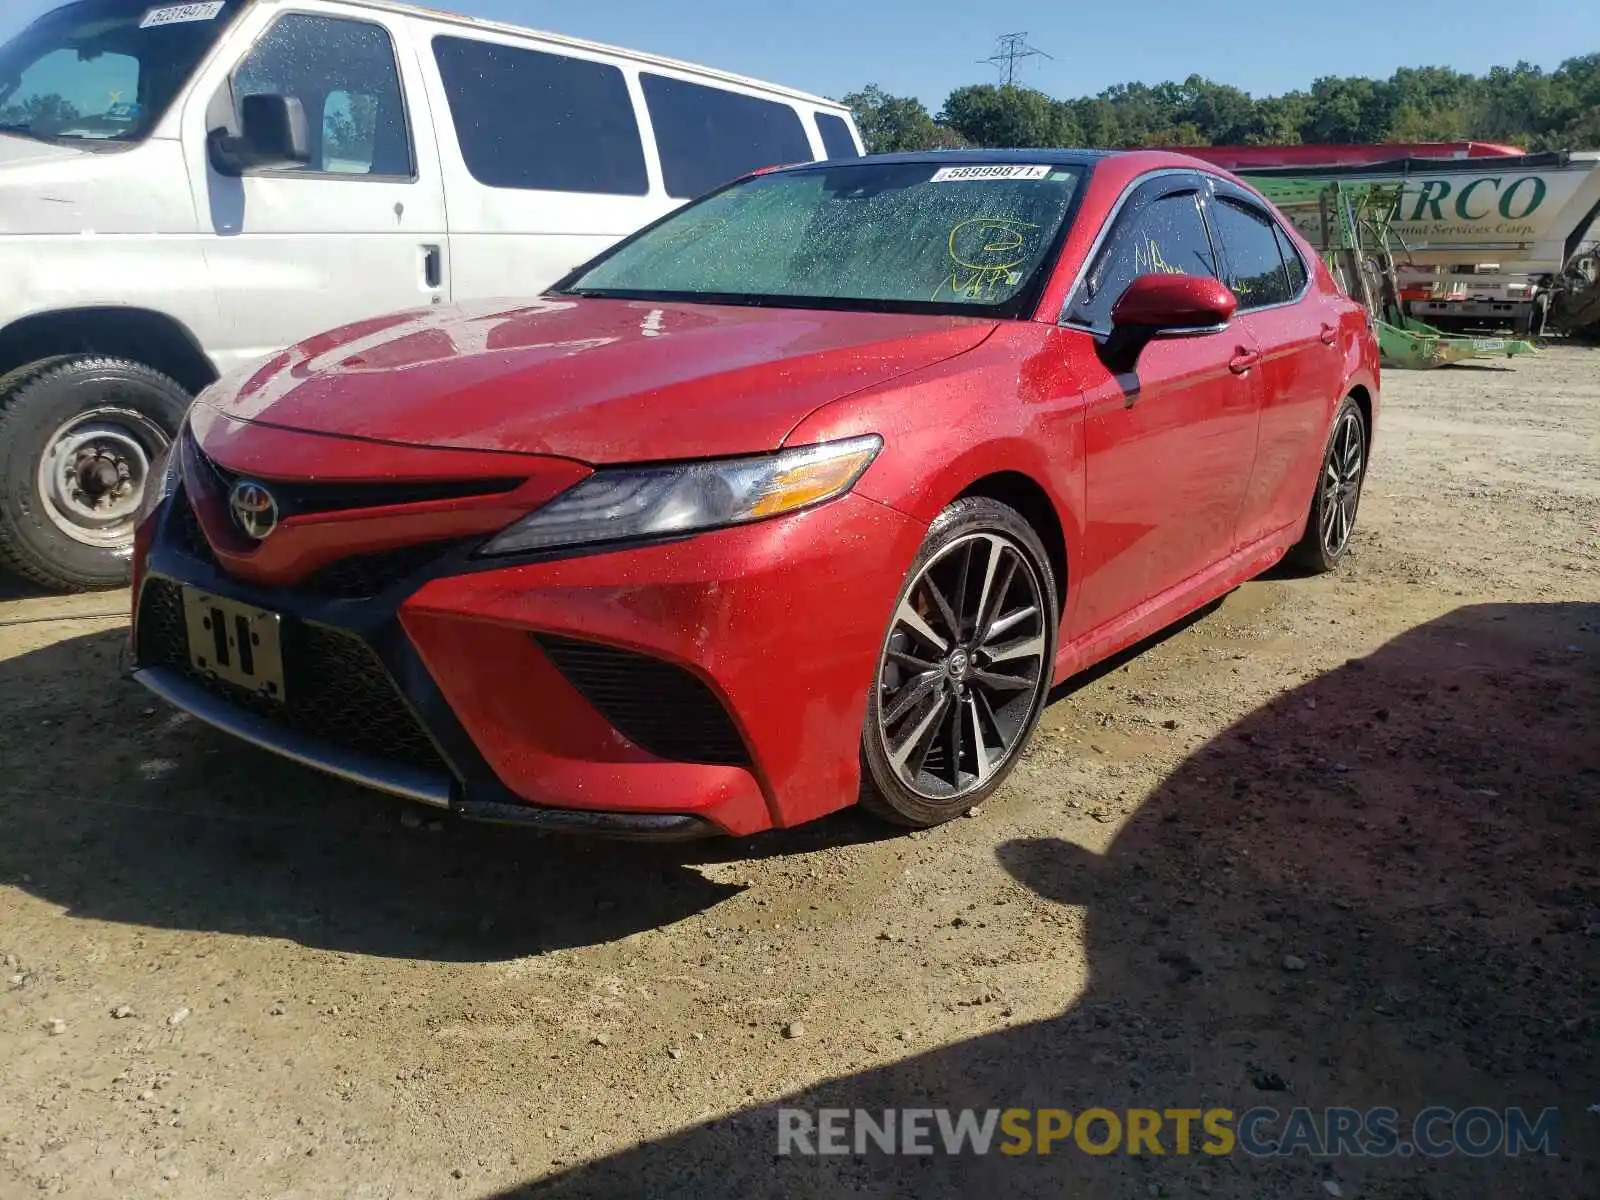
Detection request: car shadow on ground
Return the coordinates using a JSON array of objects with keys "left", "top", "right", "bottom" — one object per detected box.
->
[
  {"left": 482, "top": 601, "right": 1598, "bottom": 1198},
  {"left": 0, "top": 595, "right": 1234, "bottom": 962},
  {"left": 0, "top": 626, "right": 912, "bottom": 961}
]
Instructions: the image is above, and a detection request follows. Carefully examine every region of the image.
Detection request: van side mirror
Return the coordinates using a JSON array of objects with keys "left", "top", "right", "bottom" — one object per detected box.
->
[
  {"left": 1099, "top": 273, "right": 1238, "bottom": 372},
  {"left": 208, "top": 93, "right": 311, "bottom": 176}
]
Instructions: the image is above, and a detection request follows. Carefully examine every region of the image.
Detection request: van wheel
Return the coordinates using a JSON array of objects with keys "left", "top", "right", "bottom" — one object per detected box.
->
[
  {"left": 0, "top": 356, "right": 189, "bottom": 592},
  {"left": 859, "top": 497, "right": 1058, "bottom": 828}
]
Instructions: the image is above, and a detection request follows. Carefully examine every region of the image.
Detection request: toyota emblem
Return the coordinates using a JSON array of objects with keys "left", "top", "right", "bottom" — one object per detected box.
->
[{"left": 228, "top": 479, "right": 279, "bottom": 540}]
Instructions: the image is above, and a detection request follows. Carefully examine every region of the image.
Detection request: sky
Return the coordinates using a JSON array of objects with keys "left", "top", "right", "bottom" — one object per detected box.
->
[{"left": 3, "top": 0, "right": 1597, "bottom": 111}]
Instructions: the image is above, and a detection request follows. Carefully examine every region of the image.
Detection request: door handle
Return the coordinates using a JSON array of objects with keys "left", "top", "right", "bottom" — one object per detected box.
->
[
  {"left": 422, "top": 245, "right": 442, "bottom": 290},
  {"left": 1228, "top": 349, "right": 1260, "bottom": 374},
  {"left": 1320, "top": 323, "right": 1337, "bottom": 345}
]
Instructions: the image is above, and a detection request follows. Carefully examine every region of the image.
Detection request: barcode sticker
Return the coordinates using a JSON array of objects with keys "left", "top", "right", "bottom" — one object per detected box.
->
[
  {"left": 929, "top": 164, "right": 1053, "bottom": 183},
  {"left": 139, "top": 2, "right": 225, "bottom": 28}
]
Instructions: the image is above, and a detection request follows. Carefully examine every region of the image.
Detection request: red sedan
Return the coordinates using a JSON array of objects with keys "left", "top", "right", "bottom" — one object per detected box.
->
[{"left": 128, "top": 149, "right": 1378, "bottom": 838}]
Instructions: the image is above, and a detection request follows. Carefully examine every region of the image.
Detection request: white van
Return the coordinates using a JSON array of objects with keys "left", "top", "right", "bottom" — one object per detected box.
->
[{"left": 0, "top": 0, "right": 863, "bottom": 589}]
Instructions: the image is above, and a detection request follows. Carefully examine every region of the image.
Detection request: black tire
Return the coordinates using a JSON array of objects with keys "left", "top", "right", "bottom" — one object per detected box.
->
[
  {"left": 0, "top": 356, "right": 190, "bottom": 592},
  {"left": 1288, "top": 395, "right": 1367, "bottom": 575},
  {"left": 859, "top": 496, "right": 1058, "bottom": 828}
]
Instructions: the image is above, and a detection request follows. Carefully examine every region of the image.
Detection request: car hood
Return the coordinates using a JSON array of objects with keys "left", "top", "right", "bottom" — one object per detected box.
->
[{"left": 201, "top": 297, "right": 998, "bottom": 462}]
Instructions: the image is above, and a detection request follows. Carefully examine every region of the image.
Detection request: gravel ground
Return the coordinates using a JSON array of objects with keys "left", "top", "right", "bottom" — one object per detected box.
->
[{"left": 1, "top": 345, "right": 1596, "bottom": 1199}]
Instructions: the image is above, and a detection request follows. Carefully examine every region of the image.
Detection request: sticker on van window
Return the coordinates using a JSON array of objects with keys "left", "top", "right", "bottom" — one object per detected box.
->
[
  {"left": 929, "top": 164, "right": 1052, "bottom": 183},
  {"left": 138, "top": 2, "right": 225, "bottom": 28}
]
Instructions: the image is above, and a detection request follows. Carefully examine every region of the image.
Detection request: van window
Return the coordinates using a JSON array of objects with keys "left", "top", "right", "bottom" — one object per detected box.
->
[
  {"left": 0, "top": 0, "right": 246, "bottom": 144},
  {"left": 815, "top": 112, "right": 859, "bottom": 159},
  {"left": 232, "top": 13, "right": 412, "bottom": 177},
  {"left": 640, "top": 74, "right": 812, "bottom": 199},
  {"left": 432, "top": 36, "right": 648, "bottom": 196}
]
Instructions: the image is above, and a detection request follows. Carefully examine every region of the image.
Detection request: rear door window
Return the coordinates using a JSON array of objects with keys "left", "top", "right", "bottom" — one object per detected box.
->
[
  {"left": 1210, "top": 197, "right": 1293, "bottom": 309},
  {"left": 640, "top": 74, "right": 812, "bottom": 199},
  {"left": 432, "top": 36, "right": 648, "bottom": 195},
  {"left": 1068, "top": 185, "right": 1218, "bottom": 329},
  {"left": 815, "top": 112, "right": 860, "bottom": 159}
]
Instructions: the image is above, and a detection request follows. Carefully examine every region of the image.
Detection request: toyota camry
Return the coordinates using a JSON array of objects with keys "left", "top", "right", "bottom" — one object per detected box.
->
[{"left": 128, "top": 149, "right": 1379, "bottom": 838}]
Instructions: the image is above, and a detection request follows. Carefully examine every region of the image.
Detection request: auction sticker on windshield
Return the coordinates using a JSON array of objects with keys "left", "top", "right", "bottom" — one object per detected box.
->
[
  {"left": 139, "top": 1, "right": 225, "bottom": 27},
  {"left": 930, "top": 165, "right": 1054, "bottom": 183}
]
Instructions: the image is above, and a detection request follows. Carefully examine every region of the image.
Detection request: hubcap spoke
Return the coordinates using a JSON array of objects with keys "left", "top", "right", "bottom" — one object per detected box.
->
[
  {"left": 922, "top": 575, "right": 963, "bottom": 646},
  {"left": 966, "top": 695, "right": 993, "bottom": 784},
  {"left": 985, "top": 633, "right": 1045, "bottom": 665},
  {"left": 946, "top": 698, "right": 966, "bottom": 788},
  {"left": 886, "top": 646, "right": 941, "bottom": 672},
  {"left": 970, "top": 668, "right": 1033, "bottom": 693},
  {"left": 883, "top": 669, "right": 942, "bottom": 727},
  {"left": 890, "top": 692, "right": 950, "bottom": 775},
  {"left": 894, "top": 599, "right": 949, "bottom": 655},
  {"left": 982, "top": 603, "right": 1037, "bottom": 645}
]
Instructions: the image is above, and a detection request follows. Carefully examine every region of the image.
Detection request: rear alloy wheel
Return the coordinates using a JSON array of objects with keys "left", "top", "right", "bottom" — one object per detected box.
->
[
  {"left": 860, "top": 497, "right": 1057, "bottom": 827},
  {"left": 1290, "top": 395, "right": 1366, "bottom": 574}
]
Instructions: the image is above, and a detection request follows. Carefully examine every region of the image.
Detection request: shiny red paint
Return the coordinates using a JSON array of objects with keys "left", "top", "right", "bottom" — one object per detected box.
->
[
  {"left": 135, "top": 149, "right": 1380, "bottom": 834},
  {"left": 400, "top": 492, "right": 925, "bottom": 833},
  {"left": 210, "top": 297, "right": 997, "bottom": 462},
  {"left": 1110, "top": 274, "right": 1237, "bottom": 328}
]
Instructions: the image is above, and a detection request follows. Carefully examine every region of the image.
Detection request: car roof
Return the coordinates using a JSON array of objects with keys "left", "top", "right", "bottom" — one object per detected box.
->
[{"left": 820, "top": 149, "right": 1117, "bottom": 168}]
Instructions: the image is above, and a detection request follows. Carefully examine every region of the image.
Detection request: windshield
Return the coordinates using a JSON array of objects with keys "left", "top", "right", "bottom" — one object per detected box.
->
[
  {"left": 0, "top": 0, "right": 244, "bottom": 145},
  {"left": 558, "top": 160, "right": 1087, "bottom": 317}
]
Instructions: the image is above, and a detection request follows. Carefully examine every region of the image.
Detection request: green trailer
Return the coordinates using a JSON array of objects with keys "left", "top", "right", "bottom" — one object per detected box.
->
[{"left": 1248, "top": 176, "right": 1539, "bottom": 368}]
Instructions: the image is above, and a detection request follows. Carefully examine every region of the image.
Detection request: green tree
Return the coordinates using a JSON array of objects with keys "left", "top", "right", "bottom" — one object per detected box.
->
[
  {"left": 0, "top": 92, "right": 80, "bottom": 130},
  {"left": 939, "top": 84, "right": 1077, "bottom": 148},
  {"left": 840, "top": 84, "right": 963, "bottom": 153},
  {"left": 842, "top": 53, "right": 1600, "bottom": 155}
]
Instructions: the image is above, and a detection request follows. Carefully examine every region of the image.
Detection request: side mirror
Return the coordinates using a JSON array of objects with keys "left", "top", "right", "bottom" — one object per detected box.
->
[
  {"left": 1112, "top": 273, "right": 1237, "bottom": 334},
  {"left": 1099, "top": 273, "right": 1237, "bottom": 373},
  {"left": 208, "top": 93, "right": 310, "bottom": 176}
]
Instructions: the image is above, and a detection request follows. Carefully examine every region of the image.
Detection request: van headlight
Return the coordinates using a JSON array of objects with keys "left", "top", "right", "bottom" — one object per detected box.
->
[{"left": 478, "top": 435, "right": 882, "bottom": 556}]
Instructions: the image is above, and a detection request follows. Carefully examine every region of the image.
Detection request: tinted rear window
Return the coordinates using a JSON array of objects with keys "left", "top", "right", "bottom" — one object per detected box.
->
[
  {"left": 432, "top": 36, "right": 648, "bottom": 195},
  {"left": 815, "top": 112, "right": 860, "bottom": 158},
  {"left": 1211, "top": 197, "right": 1292, "bottom": 309},
  {"left": 640, "top": 73, "right": 813, "bottom": 199}
]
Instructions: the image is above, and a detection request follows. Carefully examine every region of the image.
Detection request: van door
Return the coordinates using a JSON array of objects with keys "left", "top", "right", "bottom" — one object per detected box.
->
[
  {"left": 179, "top": 2, "right": 448, "bottom": 373},
  {"left": 419, "top": 29, "right": 672, "bottom": 302}
]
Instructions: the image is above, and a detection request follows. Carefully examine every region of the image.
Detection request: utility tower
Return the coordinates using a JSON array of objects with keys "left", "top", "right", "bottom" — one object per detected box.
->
[{"left": 979, "top": 32, "right": 1052, "bottom": 87}]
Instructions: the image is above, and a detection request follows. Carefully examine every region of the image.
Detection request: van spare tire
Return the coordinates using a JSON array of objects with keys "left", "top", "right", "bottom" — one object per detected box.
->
[{"left": 0, "top": 356, "right": 189, "bottom": 592}]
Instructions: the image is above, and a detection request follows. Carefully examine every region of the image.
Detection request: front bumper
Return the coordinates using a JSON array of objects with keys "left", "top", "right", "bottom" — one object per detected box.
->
[{"left": 132, "top": 485, "right": 924, "bottom": 836}]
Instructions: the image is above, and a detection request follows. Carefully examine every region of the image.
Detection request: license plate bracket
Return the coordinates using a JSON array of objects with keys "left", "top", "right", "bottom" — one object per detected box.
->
[{"left": 180, "top": 588, "right": 286, "bottom": 702}]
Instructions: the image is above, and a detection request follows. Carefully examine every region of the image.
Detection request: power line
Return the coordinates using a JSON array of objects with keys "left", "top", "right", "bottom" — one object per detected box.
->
[{"left": 978, "top": 32, "right": 1053, "bottom": 87}]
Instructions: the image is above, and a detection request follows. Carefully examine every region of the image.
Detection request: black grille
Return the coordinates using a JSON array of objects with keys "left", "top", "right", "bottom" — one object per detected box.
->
[
  {"left": 194, "top": 441, "right": 519, "bottom": 515},
  {"left": 536, "top": 634, "right": 748, "bottom": 766},
  {"left": 135, "top": 578, "right": 449, "bottom": 775},
  {"left": 296, "top": 540, "right": 462, "bottom": 600},
  {"left": 168, "top": 493, "right": 217, "bottom": 567}
]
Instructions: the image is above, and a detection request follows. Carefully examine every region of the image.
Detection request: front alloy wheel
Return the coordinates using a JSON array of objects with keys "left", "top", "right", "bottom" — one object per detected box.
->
[{"left": 860, "top": 497, "right": 1057, "bottom": 827}]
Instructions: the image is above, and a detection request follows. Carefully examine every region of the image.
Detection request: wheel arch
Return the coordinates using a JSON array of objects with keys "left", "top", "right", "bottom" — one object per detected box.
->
[
  {"left": 1347, "top": 383, "right": 1373, "bottom": 450},
  {"left": 0, "top": 307, "right": 218, "bottom": 397},
  {"left": 954, "top": 470, "right": 1069, "bottom": 618}
]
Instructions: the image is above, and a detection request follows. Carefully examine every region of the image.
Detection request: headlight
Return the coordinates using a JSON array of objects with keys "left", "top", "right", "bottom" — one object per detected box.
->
[
  {"left": 134, "top": 424, "right": 185, "bottom": 529},
  {"left": 478, "top": 435, "right": 882, "bottom": 557}
]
